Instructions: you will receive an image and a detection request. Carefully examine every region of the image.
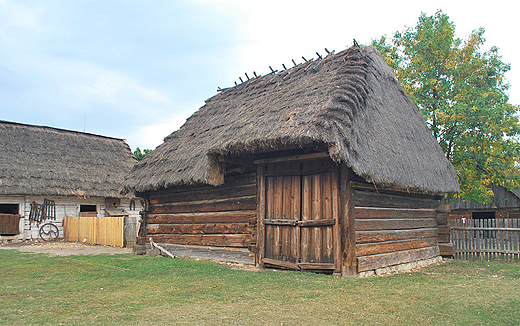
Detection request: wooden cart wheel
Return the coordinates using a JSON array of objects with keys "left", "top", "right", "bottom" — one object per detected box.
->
[{"left": 39, "top": 222, "right": 59, "bottom": 241}]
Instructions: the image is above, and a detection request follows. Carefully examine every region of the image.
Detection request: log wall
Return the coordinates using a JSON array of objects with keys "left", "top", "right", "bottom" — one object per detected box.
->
[
  {"left": 353, "top": 184, "right": 441, "bottom": 273},
  {"left": 147, "top": 171, "right": 257, "bottom": 248}
]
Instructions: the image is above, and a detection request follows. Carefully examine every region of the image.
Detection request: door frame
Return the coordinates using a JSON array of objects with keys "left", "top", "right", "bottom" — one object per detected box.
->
[{"left": 255, "top": 153, "right": 342, "bottom": 273}]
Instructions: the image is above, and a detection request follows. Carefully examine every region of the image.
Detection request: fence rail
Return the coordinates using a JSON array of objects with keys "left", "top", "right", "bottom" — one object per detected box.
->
[
  {"left": 450, "top": 217, "right": 520, "bottom": 262},
  {"left": 64, "top": 216, "right": 126, "bottom": 247}
]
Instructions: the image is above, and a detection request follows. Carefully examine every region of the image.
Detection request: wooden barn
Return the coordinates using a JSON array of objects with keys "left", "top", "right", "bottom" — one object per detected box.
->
[
  {"left": 124, "top": 45, "right": 460, "bottom": 276},
  {"left": 0, "top": 120, "right": 141, "bottom": 241},
  {"left": 451, "top": 184, "right": 520, "bottom": 219}
]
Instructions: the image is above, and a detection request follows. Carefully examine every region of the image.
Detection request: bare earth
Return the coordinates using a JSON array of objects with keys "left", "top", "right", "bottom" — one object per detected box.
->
[{"left": 0, "top": 240, "right": 132, "bottom": 256}]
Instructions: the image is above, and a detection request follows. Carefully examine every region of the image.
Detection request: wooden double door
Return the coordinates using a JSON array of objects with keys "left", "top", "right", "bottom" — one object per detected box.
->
[{"left": 259, "top": 158, "right": 339, "bottom": 272}]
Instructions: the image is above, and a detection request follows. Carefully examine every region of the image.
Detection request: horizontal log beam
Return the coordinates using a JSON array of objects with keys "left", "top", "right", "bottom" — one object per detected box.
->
[
  {"left": 354, "top": 190, "right": 440, "bottom": 209},
  {"left": 262, "top": 258, "right": 300, "bottom": 270},
  {"left": 148, "top": 211, "right": 256, "bottom": 224},
  {"left": 357, "top": 246, "right": 439, "bottom": 272},
  {"left": 356, "top": 228, "right": 438, "bottom": 244},
  {"left": 151, "top": 184, "right": 256, "bottom": 205},
  {"left": 151, "top": 196, "right": 257, "bottom": 214},
  {"left": 298, "top": 263, "right": 335, "bottom": 270},
  {"left": 151, "top": 234, "right": 254, "bottom": 248},
  {"left": 299, "top": 219, "right": 335, "bottom": 227},
  {"left": 355, "top": 218, "right": 437, "bottom": 231},
  {"left": 356, "top": 237, "right": 437, "bottom": 257},
  {"left": 148, "top": 223, "right": 253, "bottom": 235},
  {"left": 264, "top": 219, "right": 298, "bottom": 226},
  {"left": 149, "top": 173, "right": 256, "bottom": 198},
  {"left": 355, "top": 207, "right": 436, "bottom": 219}
]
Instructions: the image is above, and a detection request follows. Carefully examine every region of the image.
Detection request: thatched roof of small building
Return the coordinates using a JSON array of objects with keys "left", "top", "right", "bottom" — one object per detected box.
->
[
  {"left": 0, "top": 120, "right": 136, "bottom": 197},
  {"left": 124, "top": 45, "right": 459, "bottom": 195}
]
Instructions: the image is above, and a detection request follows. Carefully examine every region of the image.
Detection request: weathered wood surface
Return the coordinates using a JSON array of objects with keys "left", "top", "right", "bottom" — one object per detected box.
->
[
  {"left": 354, "top": 189, "right": 440, "bottom": 209},
  {"left": 450, "top": 217, "right": 520, "bottom": 262},
  {"left": 0, "top": 213, "right": 21, "bottom": 235},
  {"left": 355, "top": 207, "right": 436, "bottom": 219},
  {"left": 151, "top": 234, "right": 254, "bottom": 247},
  {"left": 355, "top": 218, "right": 437, "bottom": 231},
  {"left": 149, "top": 173, "right": 256, "bottom": 198},
  {"left": 354, "top": 203, "right": 440, "bottom": 272},
  {"left": 148, "top": 211, "right": 255, "bottom": 224},
  {"left": 356, "top": 228, "right": 438, "bottom": 244},
  {"left": 259, "top": 158, "right": 337, "bottom": 270},
  {"left": 151, "top": 184, "right": 256, "bottom": 205},
  {"left": 357, "top": 246, "right": 439, "bottom": 272},
  {"left": 150, "top": 196, "right": 257, "bottom": 214},
  {"left": 148, "top": 170, "right": 257, "bottom": 249},
  {"left": 340, "top": 165, "right": 357, "bottom": 276},
  {"left": 356, "top": 237, "right": 437, "bottom": 256},
  {"left": 148, "top": 223, "right": 253, "bottom": 235}
]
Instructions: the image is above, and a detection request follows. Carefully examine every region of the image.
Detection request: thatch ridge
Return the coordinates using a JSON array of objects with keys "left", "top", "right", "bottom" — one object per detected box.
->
[
  {"left": 0, "top": 120, "right": 137, "bottom": 197},
  {"left": 124, "top": 46, "right": 459, "bottom": 195}
]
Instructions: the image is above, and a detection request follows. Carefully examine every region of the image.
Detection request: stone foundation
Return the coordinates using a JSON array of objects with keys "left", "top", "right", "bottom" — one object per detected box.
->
[{"left": 357, "top": 256, "right": 443, "bottom": 277}]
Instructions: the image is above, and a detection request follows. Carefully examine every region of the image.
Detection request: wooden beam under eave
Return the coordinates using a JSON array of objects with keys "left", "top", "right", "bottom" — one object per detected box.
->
[{"left": 340, "top": 164, "right": 357, "bottom": 276}]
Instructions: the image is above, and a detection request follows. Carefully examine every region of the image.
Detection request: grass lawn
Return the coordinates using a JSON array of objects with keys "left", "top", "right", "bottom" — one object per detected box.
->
[{"left": 1, "top": 250, "right": 519, "bottom": 325}]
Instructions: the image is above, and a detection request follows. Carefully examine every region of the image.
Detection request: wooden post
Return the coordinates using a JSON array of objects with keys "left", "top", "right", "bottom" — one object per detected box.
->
[
  {"left": 256, "top": 165, "right": 266, "bottom": 266},
  {"left": 436, "top": 203, "right": 452, "bottom": 256},
  {"left": 332, "top": 165, "right": 342, "bottom": 275},
  {"left": 340, "top": 165, "right": 357, "bottom": 276}
]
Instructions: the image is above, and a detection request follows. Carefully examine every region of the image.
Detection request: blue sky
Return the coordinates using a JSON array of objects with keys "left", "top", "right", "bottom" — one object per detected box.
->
[{"left": 1, "top": 0, "right": 518, "bottom": 151}]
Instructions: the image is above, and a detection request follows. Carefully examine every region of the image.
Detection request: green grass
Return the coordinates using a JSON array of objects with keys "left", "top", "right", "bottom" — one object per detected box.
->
[{"left": 1, "top": 250, "right": 519, "bottom": 325}]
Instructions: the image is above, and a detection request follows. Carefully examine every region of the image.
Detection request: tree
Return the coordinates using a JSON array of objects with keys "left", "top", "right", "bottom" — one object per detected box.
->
[
  {"left": 372, "top": 10, "right": 520, "bottom": 203},
  {"left": 133, "top": 147, "right": 152, "bottom": 161}
]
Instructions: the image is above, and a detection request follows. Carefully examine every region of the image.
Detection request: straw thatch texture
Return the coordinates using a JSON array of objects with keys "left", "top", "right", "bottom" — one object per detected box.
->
[
  {"left": 125, "top": 46, "right": 459, "bottom": 195},
  {"left": 0, "top": 121, "right": 136, "bottom": 197}
]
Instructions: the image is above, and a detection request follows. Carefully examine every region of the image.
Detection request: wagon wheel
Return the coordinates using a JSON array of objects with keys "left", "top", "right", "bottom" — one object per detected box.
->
[{"left": 39, "top": 222, "right": 59, "bottom": 241}]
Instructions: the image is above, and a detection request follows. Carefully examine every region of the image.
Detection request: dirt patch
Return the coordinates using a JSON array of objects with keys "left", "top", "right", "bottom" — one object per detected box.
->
[{"left": 0, "top": 240, "right": 132, "bottom": 256}]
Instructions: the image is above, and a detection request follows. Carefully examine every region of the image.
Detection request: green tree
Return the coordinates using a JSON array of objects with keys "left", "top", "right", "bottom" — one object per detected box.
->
[
  {"left": 133, "top": 147, "right": 152, "bottom": 161},
  {"left": 372, "top": 10, "right": 520, "bottom": 203}
]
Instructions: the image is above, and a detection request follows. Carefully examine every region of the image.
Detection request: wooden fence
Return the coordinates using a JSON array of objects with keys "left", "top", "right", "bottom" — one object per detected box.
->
[
  {"left": 450, "top": 217, "right": 520, "bottom": 262},
  {"left": 64, "top": 216, "right": 127, "bottom": 247}
]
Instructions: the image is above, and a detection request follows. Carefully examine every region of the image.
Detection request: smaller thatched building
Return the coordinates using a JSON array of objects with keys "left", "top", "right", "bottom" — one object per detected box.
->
[
  {"left": 124, "top": 45, "right": 459, "bottom": 276},
  {"left": 0, "top": 120, "right": 140, "bottom": 240}
]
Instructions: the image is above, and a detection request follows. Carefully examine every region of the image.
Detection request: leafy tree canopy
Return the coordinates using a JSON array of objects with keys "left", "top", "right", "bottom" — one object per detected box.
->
[
  {"left": 372, "top": 10, "right": 520, "bottom": 203},
  {"left": 133, "top": 147, "right": 152, "bottom": 161}
]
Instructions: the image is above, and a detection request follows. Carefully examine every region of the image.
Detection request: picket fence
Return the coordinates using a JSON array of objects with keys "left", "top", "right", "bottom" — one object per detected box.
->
[{"left": 450, "top": 217, "right": 520, "bottom": 262}]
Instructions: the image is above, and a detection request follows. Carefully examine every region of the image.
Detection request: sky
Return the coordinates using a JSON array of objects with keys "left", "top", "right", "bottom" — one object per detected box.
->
[{"left": 1, "top": 0, "right": 518, "bottom": 151}]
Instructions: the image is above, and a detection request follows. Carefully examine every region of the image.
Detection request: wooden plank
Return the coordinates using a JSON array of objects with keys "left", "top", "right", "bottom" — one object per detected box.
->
[
  {"left": 341, "top": 165, "right": 357, "bottom": 276},
  {"left": 357, "top": 246, "right": 440, "bottom": 272},
  {"left": 152, "top": 184, "right": 256, "bottom": 204},
  {"left": 354, "top": 190, "right": 440, "bottom": 209},
  {"left": 149, "top": 173, "right": 256, "bottom": 198},
  {"left": 355, "top": 218, "right": 437, "bottom": 231},
  {"left": 257, "top": 165, "right": 266, "bottom": 266},
  {"left": 355, "top": 207, "right": 436, "bottom": 219},
  {"left": 0, "top": 214, "right": 21, "bottom": 235},
  {"left": 148, "top": 211, "right": 256, "bottom": 224},
  {"left": 150, "top": 196, "right": 256, "bottom": 214},
  {"left": 356, "top": 228, "right": 438, "bottom": 244},
  {"left": 151, "top": 234, "right": 253, "bottom": 248},
  {"left": 332, "top": 166, "right": 341, "bottom": 273},
  {"left": 147, "top": 223, "right": 253, "bottom": 235},
  {"left": 262, "top": 258, "right": 300, "bottom": 270},
  {"left": 298, "top": 263, "right": 335, "bottom": 270},
  {"left": 254, "top": 152, "right": 329, "bottom": 164},
  {"left": 265, "top": 219, "right": 298, "bottom": 226},
  {"left": 298, "top": 219, "right": 335, "bottom": 227},
  {"left": 356, "top": 237, "right": 438, "bottom": 256}
]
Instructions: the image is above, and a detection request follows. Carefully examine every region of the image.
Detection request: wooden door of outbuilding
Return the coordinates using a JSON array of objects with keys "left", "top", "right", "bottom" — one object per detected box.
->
[{"left": 257, "top": 155, "right": 340, "bottom": 272}]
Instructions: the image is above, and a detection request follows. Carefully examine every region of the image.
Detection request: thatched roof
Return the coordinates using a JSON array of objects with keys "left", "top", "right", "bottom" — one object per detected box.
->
[
  {"left": 125, "top": 45, "right": 459, "bottom": 195},
  {"left": 0, "top": 120, "right": 136, "bottom": 197}
]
